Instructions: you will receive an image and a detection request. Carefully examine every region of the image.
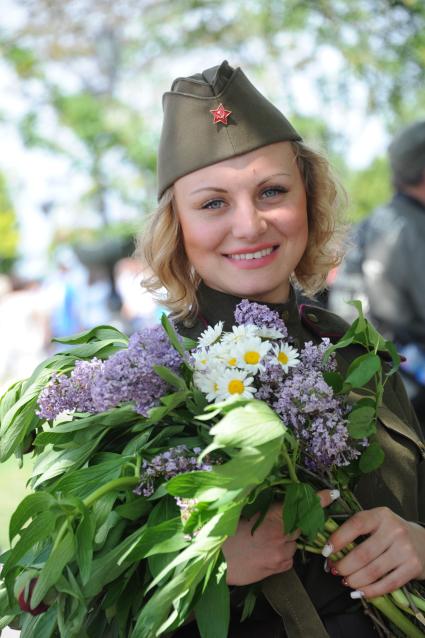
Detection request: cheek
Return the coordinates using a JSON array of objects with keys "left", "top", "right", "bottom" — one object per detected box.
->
[{"left": 180, "top": 215, "right": 225, "bottom": 257}]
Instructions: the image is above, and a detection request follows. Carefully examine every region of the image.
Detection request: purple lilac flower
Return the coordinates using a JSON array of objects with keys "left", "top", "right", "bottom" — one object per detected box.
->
[
  {"left": 91, "top": 325, "right": 183, "bottom": 416},
  {"left": 37, "top": 358, "right": 104, "bottom": 420},
  {"left": 270, "top": 366, "right": 359, "bottom": 470},
  {"left": 298, "top": 339, "right": 337, "bottom": 373},
  {"left": 234, "top": 299, "right": 288, "bottom": 338},
  {"left": 134, "top": 446, "right": 212, "bottom": 497}
]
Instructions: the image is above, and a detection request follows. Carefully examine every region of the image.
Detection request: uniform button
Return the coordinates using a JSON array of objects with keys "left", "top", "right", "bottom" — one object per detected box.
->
[
  {"left": 306, "top": 312, "right": 319, "bottom": 323},
  {"left": 183, "top": 318, "right": 195, "bottom": 328},
  {"left": 292, "top": 337, "right": 300, "bottom": 348},
  {"left": 281, "top": 310, "right": 290, "bottom": 321}
]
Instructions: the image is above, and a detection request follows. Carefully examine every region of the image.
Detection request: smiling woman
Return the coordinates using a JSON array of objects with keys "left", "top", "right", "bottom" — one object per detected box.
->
[{"left": 137, "top": 60, "right": 425, "bottom": 638}]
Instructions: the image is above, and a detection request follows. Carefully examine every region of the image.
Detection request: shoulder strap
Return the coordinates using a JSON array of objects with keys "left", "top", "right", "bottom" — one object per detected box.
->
[{"left": 261, "top": 570, "right": 329, "bottom": 638}]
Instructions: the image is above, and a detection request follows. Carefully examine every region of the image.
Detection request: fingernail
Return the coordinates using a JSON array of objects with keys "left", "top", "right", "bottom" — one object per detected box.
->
[
  {"left": 322, "top": 543, "right": 333, "bottom": 557},
  {"left": 350, "top": 590, "right": 365, "bottom": 599},
  {"left": 330, "top": 566, "right": 339, "bottom": 576},
  {"left": 329, "top": 489, "right": 340, "bottom": 502},
  {"left": 324, "top": 559, "right": 330, "bottom": 573},
  {"left": 342, "top": 577, "right": 349, "bottom": 587}
]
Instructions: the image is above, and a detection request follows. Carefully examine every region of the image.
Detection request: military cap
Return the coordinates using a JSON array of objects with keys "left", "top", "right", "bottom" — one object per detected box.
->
[
  {"left": 388, "top": 120, "right": 425, "bottom": 186},
  {"left": 157, "top": 60, "right": 301, "bottom": 199}
]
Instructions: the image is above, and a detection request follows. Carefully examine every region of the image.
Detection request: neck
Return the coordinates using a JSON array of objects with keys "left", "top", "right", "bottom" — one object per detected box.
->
[{"left": 401, "top": 182, "right": 425, "bottom": 207}]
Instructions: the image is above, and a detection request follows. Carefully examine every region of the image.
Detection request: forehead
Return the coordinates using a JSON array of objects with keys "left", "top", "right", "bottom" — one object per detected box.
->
[{"left": 174, "top": 141, "right": 298, "bottom": 193}]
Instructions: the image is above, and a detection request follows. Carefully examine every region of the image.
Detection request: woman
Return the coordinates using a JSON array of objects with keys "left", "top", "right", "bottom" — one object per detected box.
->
[{"left": 140, "top": 60, "right": 425, "bottom": 637}]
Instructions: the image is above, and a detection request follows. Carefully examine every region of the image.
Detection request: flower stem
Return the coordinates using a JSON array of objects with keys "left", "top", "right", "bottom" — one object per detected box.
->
[
  {"left": 281, "top": 446, "right": 298, "bottom": 483},
  {"left": 370, "top": 596, "right": 425, "bottom": 638},
  {"left": 83, "top": 476, "right": 140, "bottom": 509}
]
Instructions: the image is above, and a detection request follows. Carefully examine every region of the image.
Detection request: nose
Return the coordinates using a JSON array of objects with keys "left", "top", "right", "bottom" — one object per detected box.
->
[{"left": 231, "top": 198, "right": 267, "bottom": 240}]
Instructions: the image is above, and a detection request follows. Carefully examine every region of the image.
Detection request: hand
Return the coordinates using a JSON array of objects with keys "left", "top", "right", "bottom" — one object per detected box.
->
[
  {"left": 223, "top": 489, "right": 338, "bottom": 586},
  {"left": 325, "top": 507, "right": 425, "bottom": 598}
]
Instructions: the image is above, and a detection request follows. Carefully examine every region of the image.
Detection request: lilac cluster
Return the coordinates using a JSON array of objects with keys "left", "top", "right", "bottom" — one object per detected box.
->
[
  {"left": 233, "top": 301, "right": 362, "bottom": 472},
  {"left": 271, "top": 367, "right": 358, "bottom": 469},
  {"left": 234, "top": 299, "right": 288, "bottom": 339},
  {"left": 37, "top": 325, "right": 184, "bottom": 420},
  {"left": 37, "top": 358, "right": 104, "bottom": 420},
  {"left": 92, "top": 326, "right": 183, "bottom": 416},
  {"left": 134, "top": 446, "right": 212, "bottom": 497}
]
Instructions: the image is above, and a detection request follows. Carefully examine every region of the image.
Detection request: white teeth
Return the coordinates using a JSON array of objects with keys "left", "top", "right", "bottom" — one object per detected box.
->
[{"left": 230, "top": 247, "right": 274, "bottom": 261}]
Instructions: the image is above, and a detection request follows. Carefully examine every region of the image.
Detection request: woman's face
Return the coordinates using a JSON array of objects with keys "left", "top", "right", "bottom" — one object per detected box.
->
[{"left": 174, "top": 141, "right": 308, "bottom": 303}]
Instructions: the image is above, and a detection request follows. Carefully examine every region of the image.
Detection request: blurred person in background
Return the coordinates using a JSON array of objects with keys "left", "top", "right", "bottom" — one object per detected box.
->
[
  {"left": 329, "top": 121, "right": 425, "bottom": 431},
  {"left": 114, "top": 257, "right": 164, "bottom": 333},
  {"left": 0, "top": 272, "right": 50, "bottom": 389}
]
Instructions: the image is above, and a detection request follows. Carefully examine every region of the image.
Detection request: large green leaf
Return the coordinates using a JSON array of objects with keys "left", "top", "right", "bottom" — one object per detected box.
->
[
  {"left": 194, "top": 557, "right": 229, "bottom": 638},
  {"left": 3, "top": 510, "right": 56, "bottom": 574},
  {"left": 9, "top": 492, "right": 56, "bottom": 542},
  {"left": 31, "top": 530, "right": 76, "bottom": 607}
]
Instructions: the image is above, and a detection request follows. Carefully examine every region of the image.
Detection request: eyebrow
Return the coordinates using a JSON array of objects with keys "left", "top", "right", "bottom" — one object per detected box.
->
[{"left": 189, "top": 172, "right": 291, "bottom": 196}]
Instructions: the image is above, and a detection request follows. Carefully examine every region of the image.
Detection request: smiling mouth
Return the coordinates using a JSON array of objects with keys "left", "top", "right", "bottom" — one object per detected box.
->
[{"left": 226, "top": 246, "right": 278, "bottom": 261}]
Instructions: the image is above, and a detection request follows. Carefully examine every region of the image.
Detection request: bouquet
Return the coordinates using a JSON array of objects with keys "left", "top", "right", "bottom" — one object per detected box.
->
[{"left": 0, "top": 298, "right": 424, "bottom": 638}]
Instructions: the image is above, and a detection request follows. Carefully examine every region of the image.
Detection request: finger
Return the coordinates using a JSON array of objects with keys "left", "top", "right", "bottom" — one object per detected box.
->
[
  {"left": 340, "top": 545, "right": 395, "bottom": 590},
  {"left": 331, "top": 530, "right": 391, "bottom": 577},
  {"left": 355, "top": 561, "right": 414, "bottom": 599},
  {"left": 322, "top": 510, "right": 381, "bottom": 557},
  {"left": 317, "top": 489, "right": 340, "bottom": 508}
]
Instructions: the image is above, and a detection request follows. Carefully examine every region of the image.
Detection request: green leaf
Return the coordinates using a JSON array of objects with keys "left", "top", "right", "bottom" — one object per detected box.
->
[
  {"left": 119, "top": 518, "right": 189, "bottom": 563},
  {"left": 20, "top": 604, "right": 58, "bottom": 638},
  {"left": 50, "top": 456, "right": 124, "bottom": 499},
  {"left": 52, "top": 324, "right": 128, "bottom": 345},
  {"left": 3, "top": 510, "right": 57, "bottom": 574},
  {"left": 161, "top": 313, "right": 186, "bottom": 358},
  {"left": 166, "top": 471, "right": 233, "bottom": 498},
  {"left": 359, "top": 442, "right": 385, "bottom": 473},
  {"left": 347, "top": 399, "right": 377, "bottom": 439},
  {"left": 9, "top": 492, "right": 56, "bottom": 542},
  {"left": 153, "top": 365, "right": 187, "bottom": 390},
  {"left": 76, "top": 511, "right": 95, "bottom": 585},
  {"left": 343, "top": 353, "right": 381, "bottom": 389},
  {"left": 384, "top": 340, "right": 401, "bottom": 376},
  {"left": 31, "top": 530, "right": 75, "bottom": 607},
  {"left": 322, "top": 371, "right": 343, "bottom": 393},
  {"left": 283, "top": 482, "right": 324, "bottom": 541},
  {"left": 323, "top": 318, "right": 360, "bottom": 363},
  {"left": 115, "top": 498, "right": 152, "bottom": 521},
  {"left": 194, "top": 557, "right": 230, "bottom": 638},
  {"left": 83, "top": 527, "right": 144, "bottom": 597},
  {"left": 201, "top": 400, "right": 286, "bottom": 452}
]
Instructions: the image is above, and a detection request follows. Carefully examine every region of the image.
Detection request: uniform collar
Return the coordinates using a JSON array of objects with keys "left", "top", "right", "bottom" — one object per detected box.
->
[{"left": 196, "top": 281, "right": 302, "bottom": 333}]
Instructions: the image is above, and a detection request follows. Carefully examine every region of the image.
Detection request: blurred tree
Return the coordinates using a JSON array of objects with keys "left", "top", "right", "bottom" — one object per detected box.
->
[
  {"left": 0, "top": 174, "right": 20, "bottom": 274},
  {"left": 0, "top": 0, "right": 424, "bottom": 230},
  {"left": 345, "top": 156, "right": 391, "bottom": 222}
]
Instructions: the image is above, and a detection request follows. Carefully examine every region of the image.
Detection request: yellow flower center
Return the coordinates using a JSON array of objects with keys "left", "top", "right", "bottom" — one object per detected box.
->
[
  {"left": 214, "top": 383, "right": 219, "bottom": 391},
  {"left": 228, "top": 379, "right": 245, "bottom": 394},
  {"left": 244, "top": 351, "right": 260, "bottom": 365},
  {"left": 278, "top": 351, "right": 289, "bottom": 365},
  {"left": 228, "top": 357, "right": 238, "bottom": 366}
]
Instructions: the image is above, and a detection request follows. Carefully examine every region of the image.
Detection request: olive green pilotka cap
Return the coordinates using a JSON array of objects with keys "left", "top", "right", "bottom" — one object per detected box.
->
[{"left": 157, "top": 60, "right": 302, "bottom": 199}]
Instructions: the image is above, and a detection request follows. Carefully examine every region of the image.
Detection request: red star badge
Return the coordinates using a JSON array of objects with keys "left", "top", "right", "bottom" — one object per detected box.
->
[{"left": 210, "top": 103, "right": 232, "bottom": 125}]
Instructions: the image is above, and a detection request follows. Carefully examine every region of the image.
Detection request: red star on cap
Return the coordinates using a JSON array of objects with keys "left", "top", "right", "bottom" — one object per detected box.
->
[{"left": 210, "top": 103, "right": 232, "bottom": 125}]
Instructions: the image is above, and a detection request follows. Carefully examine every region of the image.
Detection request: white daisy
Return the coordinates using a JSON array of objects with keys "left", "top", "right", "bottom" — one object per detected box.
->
[
  {"left": 192, "top": 347, "right": 211, "bottom": 371},
  {"left": 193, "top": 370, "right": 222, "bottom": 402},
  {"left": 208, "top": 341, "right": 240, "bottom": 368},
  {"left": 236, "top": 336, "right": 271, "bottom": 373},
  {"left": 215, "top": 369, "right": 257, "bottom": 401},
  {"left": 272, "top": 343, "right": 300, "bottom": 373},
  {"left": 221, "top": 324, "right": 258, "bottom": 345},
  {"left": 255, "top": 326, "right": 286, "bottom": 339},
  {"left": 197, "top": 321, "right": 224, "bottom": 348}
]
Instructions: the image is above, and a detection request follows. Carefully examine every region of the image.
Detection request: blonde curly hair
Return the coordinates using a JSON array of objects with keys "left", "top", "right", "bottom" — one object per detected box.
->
[{"left": 138, "top": 141, "right": 346, "bottom": 320}]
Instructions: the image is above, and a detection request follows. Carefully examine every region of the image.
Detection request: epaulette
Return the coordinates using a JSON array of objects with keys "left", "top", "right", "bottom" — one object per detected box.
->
[{"left": 299, "top": 304, "right": 350, "bottom": 342}]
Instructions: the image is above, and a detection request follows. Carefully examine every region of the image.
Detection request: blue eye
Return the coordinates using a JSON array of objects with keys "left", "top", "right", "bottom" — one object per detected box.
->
[
  {"left": 203, "top": 199, "right": 224, "bottom": 209},
  {"left": 262, "top": 186, "right": 285, "bottom": 198}
]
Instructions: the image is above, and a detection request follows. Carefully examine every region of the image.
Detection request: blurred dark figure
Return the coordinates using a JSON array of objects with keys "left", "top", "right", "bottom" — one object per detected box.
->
[{"left": 329, "top": 120, "right": 425, "bottom": 431}]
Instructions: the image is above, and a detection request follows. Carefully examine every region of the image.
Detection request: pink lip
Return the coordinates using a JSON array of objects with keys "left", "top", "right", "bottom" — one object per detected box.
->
[{"left": 224, "top": 244, "right": 279, "bottom": 270}]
